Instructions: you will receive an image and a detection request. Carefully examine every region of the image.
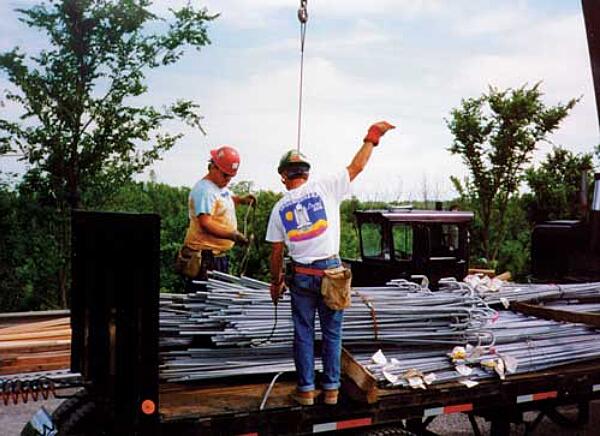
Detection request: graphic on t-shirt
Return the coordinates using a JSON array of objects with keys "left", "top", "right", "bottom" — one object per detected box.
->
[{"left": 279, "top": 193, "right": 328, "bottom": 242}]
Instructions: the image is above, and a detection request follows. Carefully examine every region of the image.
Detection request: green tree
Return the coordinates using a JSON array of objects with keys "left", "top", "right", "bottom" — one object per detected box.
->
[
  {"left": 495, "top": 196, "right": 531, "bottom": 279},
  {"left": 103, "top": 180, "right": 190, "bottom": 292},
  {"left": 447, "top": 83, "right": 578, "bottom": 262},
  {"left": 0, "top": 0, "right": 215, "bottom": 208},
  {"left": 0, "top": 183, "right": 23, "bottom": 311},
  {"left": 339, "top": 197, "right": 361, "bottom": 259},
  {"left": 0, "top": 175, "right": 66, "bottom": 311},
  {"left": 524, "top": 147, "right": 593, "bottom": 223},
  {"left": 0, "top": 0, "right": 215, "bottom": 306}
]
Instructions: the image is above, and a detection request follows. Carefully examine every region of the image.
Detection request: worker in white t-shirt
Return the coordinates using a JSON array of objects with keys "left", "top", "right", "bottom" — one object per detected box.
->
[{"left": 266, "top": 121, "right": 395, "bottom": 406}]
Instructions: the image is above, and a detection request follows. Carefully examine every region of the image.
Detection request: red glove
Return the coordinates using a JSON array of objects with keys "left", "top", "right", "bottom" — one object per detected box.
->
[{"left": 364, "top": 121, "right": 396, "bottom": 146}]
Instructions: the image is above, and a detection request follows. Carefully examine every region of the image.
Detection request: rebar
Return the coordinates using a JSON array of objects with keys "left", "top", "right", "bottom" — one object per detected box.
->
[
  {"left": 439, "top": 279, "right": 600, "bottom": 305},
  {"left": 353, "top": 309, "right": 600, "bottom": 389},
  {"left": 159, "top": 273, "right": 600, "bottom": 385}
]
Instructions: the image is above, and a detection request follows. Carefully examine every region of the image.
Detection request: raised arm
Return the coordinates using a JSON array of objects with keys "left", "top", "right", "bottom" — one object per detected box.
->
[{"left": 347, "top": 121, "right": 395, "bottom": 182}]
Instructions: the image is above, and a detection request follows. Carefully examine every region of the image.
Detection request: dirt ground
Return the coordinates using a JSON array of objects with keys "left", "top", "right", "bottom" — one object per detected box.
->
[{"left": 2, "top": 397, "right": 599, "bottom": 435}]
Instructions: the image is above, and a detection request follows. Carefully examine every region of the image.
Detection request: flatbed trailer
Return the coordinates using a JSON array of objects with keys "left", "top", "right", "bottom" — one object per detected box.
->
[
  {"left": 36, "top": 210, "right": 598, "bottom": 436},
  {"left": 155, "top": 358, "right": 600, "bottom": 435}
]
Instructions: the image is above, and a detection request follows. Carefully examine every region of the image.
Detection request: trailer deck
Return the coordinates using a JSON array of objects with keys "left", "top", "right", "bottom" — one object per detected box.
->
[{"left": 157, "top": 355, "right": 600, "bottom": 434}]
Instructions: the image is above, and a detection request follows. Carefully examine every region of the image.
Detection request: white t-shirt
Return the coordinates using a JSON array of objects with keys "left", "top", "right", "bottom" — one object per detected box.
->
[{"left": 266, "top": 169, "right": 351, "bottom": 264}]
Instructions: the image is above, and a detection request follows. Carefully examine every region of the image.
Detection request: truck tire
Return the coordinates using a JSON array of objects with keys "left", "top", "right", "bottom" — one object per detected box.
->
[
  {"left": 51, "top": 390, "right": 88, "bottom": 428},
  {"left": 50, "top": 390, "right": 103, "bottom": 436},
  {"left": 57, "top": 399, "right": 98, "bottom": 436}
]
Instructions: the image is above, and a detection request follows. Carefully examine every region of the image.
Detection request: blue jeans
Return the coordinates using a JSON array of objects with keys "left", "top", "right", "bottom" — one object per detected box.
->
[{"left": 290, "top": 256, "right": 344, "bottom": 392}]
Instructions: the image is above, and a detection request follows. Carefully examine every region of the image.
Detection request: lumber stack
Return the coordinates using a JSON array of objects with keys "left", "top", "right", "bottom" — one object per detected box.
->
[{"left": 0, "top": 317, "right": 71, "bottom": 375}]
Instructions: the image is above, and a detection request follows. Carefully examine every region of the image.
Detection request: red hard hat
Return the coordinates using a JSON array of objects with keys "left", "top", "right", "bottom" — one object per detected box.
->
[{"left": 210, "top": 146, "right": 240, "bottom": 176}]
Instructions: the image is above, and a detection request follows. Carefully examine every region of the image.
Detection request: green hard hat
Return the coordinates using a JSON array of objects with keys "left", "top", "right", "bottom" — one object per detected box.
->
[{"left": 277, "top": 149, "right": 311, "bottom": 174}]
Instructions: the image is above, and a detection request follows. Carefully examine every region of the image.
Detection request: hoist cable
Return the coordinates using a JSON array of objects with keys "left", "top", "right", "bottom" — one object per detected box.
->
[{"left": 296, "top": 1, "right": 308, "bottom": 152}]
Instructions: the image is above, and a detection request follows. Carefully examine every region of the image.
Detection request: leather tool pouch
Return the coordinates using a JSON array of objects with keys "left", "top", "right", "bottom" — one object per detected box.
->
[
  {"left": 321, "top": 266, "right": 352, "bottom": 310},
  {"left": 174, "top": 246, "right": 203, "bottom": 279}
]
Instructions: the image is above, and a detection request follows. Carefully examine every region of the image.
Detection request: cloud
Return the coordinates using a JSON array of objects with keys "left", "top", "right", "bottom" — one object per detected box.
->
[
  {"left": 452, "top": 5, "right": 531, "bottom": 37},
  {"left": 161, "top": 0, "right": 444, "bottom": 30},
  {"left": 1, "top": 0, "right": 597, "bottom": 202}
]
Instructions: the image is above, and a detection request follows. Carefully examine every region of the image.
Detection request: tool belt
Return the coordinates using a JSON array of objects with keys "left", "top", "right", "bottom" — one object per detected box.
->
[
  {"left": 290, "top": 261, "right": 352, "bottom": 311},
  {"left": 174, "top": 246, "right": 215, "bottom": 279},
  {"left": 293, "top": 265, "right": 325, "bottom": 277}
]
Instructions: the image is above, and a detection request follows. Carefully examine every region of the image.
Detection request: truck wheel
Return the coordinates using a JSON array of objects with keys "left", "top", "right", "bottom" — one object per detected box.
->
[
  {"left": 57, "top": 399, "right": 99, "bottom": 436},
  {"left": 51, "top": 390, "right": 88, "bottom": 428},
  {"left": 20, "top": 390, "right": 90, "bottom": 436},
  {"left": 49, "top": 390, "right": 103, "bottom": 436}
]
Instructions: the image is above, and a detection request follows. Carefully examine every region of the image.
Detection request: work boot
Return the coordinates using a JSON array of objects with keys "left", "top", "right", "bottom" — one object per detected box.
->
[
  {"left": 323, "top": 389, "right": 339, "bottom": 405},
  {"left": 291, "top": 389, "right": 317, "bottom": 406}
]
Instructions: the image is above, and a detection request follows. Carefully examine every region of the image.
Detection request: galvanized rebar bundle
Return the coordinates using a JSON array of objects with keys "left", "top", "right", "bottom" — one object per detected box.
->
[
  {"left": 160, "top": 273, "right": 497, "bottom": 348},
  {"left": 439, "top": 279, "right": 600, "bottom": 305},
  {"left": 159, "top": 273, "right": 600, "bottom": 385},
  {"left": 159, "top": 344, "right": 302, "bottom": 382},
  {"left": 354, "top": 310, "right": 600, "bottom": 389}
]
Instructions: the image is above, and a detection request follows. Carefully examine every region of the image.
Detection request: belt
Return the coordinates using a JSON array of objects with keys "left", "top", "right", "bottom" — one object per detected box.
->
[
  {"left": 293, "top": 266, "right": 325, "bottom": 277},
  {"left": 292, "top": 255, "right": 340, "bottom": 277}
]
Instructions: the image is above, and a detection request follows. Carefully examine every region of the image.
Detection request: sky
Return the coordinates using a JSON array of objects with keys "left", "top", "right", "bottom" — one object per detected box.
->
[{"left": 0, "top": 0, "right": 598, "bottom": 201}]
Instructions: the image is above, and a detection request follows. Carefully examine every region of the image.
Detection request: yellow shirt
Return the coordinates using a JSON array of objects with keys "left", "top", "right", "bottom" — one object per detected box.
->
[{"left": 183, "top": 179, "right": 237, "bottom": 253}]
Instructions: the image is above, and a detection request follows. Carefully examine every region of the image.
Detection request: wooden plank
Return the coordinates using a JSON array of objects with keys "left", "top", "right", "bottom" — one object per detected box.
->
[
  {"left": 511, "top": 302, "right": 600, "bottom": 328},
  {"left": 0, "top": 328, "right": 71, "bottom": 342},
  {"left": 0, "top": 339, "right": 71, "bottom": 351},
  {"left": 341, "top": 347, "right": 378, "bottom": 403},
  {"left": 468, "top": 268, "right": 496, "bottom": 277},
  {"left": 0, "top": 310, "right": 69, "bottom": 329},
  {"left": 0, "top": 360, "right": 70, "bottom": 375},
  {"left": 0, "top": 349, "right": 71, "bottom": 375},
  {"left": 160, "top": 380, "right": 298, "bottom": 418},
  {"left": 495, "top": 271, "right": 512, "bottom": 281},
  {"left": 0, "top": 317, "right": 70, "bottom": 335},
  {"left": 2, "top": 343, "right": 71, "bottom": 357}
]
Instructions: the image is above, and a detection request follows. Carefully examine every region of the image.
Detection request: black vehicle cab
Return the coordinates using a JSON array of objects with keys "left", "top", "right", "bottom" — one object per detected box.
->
[{"left": 345, "top": 208, "right": 473, "bottom": 288}]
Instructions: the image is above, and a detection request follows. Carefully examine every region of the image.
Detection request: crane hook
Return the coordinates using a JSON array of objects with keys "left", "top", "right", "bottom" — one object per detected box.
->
[{"left": 298, "top": 0, "right": 308, "bottom": 24}]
